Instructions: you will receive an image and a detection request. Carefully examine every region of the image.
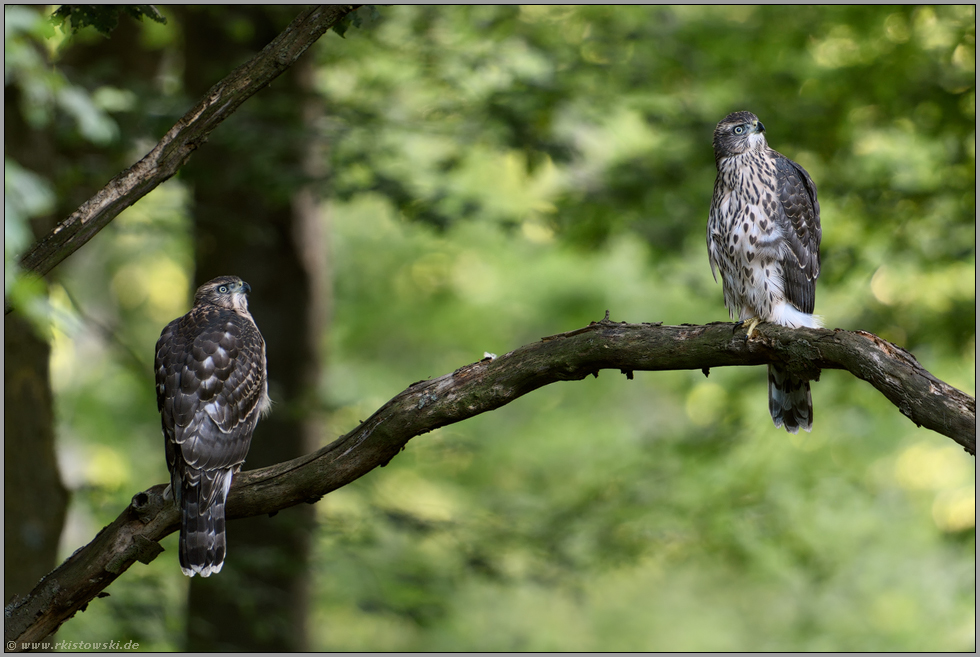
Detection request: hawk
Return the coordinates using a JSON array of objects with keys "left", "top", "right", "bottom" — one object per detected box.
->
[
  {"left": 707, "top": 111, "right": 822, "bottom": 433},
  {"left": 155, "top": 275, "right": 270, "bottom": 577}
]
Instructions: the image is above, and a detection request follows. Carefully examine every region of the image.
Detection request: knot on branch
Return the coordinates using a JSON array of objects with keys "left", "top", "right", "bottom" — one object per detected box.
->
[{"left": 130, "top": 486, "right": 168, "bottom": 524}]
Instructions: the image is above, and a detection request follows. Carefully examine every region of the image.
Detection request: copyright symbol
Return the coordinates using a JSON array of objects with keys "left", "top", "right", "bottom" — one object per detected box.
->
[{"left": 7, "top": 641, "right": 17, "bottom": 651}]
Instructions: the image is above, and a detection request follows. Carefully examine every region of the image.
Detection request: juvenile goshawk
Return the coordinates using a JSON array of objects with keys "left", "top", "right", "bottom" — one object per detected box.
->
[
  {"left": 155, "top": 275, "right": 270, "bottom": 576},
  {"left": 707, "top": 111, "right": 822, "bottom": 433}
]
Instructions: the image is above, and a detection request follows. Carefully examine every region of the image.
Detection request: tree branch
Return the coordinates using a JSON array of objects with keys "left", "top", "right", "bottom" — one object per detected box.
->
[
  {"left": 4, "top": 319, "right": 974, "bottom": 647},
  {"left": 5, "top": 5, "right": 358, "bottom": 315}
]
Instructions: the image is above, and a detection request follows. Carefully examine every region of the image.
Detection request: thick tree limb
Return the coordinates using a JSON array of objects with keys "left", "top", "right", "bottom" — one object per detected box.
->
[
  {"left": 4, "top": 5, "right": 358, "bottom": 315},
  {"left": 4, "top": 320, "right": 974, "bottom": 648}
]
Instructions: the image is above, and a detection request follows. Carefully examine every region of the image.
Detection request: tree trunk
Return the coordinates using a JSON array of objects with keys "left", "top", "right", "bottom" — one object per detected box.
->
[
  {"left": 4, "top": 313, "right": 69, "bottom": 605},
  {"left": 4, "top": 10, "right": 74, "bottom": 605},
  {"left": 178, "top": 6, "right": 328, "bottom": 651}
]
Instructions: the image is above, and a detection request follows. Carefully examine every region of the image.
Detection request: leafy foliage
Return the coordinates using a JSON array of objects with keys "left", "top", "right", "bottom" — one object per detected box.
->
[
  {"left": 331, "top": 5, "right": 381, "bottom": 39},
  {"left": 50, "top": 4, "right": 166, "bottom": 37}
]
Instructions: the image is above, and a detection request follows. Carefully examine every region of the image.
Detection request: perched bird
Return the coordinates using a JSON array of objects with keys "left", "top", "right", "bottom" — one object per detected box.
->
[
  {"left": 155, "top": 275, "right": 270, "bottom": 576},
  {"left": 707, "top": 111, "right": 822, "bottom": 433}
]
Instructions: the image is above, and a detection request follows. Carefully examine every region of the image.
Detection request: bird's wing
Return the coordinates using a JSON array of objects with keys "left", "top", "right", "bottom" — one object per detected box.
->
[{"left": 771, "top": 152, "right": 821, "bottom": 314}]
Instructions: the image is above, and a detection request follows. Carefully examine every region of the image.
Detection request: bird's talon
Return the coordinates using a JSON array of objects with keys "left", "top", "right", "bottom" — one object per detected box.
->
[{"left": 743, "top": 317, "right": 762, "bottom": 340}]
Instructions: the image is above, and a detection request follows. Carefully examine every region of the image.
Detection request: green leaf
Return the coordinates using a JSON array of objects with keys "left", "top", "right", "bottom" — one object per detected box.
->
[{"left": 50, "top": 4, "right": 166, "bottom": 37}]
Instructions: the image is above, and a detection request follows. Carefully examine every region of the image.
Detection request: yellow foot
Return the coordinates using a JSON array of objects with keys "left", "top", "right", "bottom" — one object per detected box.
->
[{"left": 737, "top": 316, "right": 762, "bottom": 340}]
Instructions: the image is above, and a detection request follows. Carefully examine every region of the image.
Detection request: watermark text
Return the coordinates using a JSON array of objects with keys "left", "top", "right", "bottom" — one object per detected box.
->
[{"left": 6, "top": 639, "right": 140, "bottom": 651}]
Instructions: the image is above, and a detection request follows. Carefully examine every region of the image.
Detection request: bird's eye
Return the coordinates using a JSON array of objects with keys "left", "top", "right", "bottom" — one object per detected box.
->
[
  {"left": 218, "top": 285, "right": 228, "bottom": 294},
  {"left": 734, "top": 126, "right": 744, "bottom": 135}
]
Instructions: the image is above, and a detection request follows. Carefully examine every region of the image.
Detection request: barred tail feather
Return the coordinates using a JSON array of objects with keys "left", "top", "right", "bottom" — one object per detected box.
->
[
  {"left": 179, "top": 468, "right": 233, "bottom": 578},
  {"left": 768, "top": 364, "right": 813, "bottom": 433}
]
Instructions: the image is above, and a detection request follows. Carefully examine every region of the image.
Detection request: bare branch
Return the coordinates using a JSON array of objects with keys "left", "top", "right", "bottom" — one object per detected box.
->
[
  {"left": 4, "top": 320, "right": 974, "bottom": 647},
  {"left": 5, "top": 5, "right": 359, "bottom": 315}
]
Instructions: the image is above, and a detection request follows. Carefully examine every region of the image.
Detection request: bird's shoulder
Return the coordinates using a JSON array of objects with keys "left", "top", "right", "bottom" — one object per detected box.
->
[
  {"left": 169, "top": 304, "right": 261, "bottom": 343},
  {"left": 156, "top": 304, "right": 265, "bottom": 375},
  {"left": 766, "top": 148, "right": 818, "bottom": 201}
]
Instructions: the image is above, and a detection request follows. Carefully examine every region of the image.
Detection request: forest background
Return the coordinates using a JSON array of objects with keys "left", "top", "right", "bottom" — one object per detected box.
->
[{"left": 4, "top": 5, "right": 975, "bottom": 652}]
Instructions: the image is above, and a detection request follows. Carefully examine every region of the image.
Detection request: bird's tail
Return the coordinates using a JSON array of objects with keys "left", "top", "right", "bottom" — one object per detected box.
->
[
  {"left": 768, "top": 364, "right": 813, "bottom": 433},
  {"left": 179, "top": 468, "right": 234, "bottom": 578}
]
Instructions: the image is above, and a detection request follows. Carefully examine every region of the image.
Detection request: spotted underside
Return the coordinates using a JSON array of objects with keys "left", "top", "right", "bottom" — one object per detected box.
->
[
  {"left": 155, "top": 275, "right": 269, "bottom": 576},
  {"left": 707, "top": 111, "right": 822, "bottom": 433}
]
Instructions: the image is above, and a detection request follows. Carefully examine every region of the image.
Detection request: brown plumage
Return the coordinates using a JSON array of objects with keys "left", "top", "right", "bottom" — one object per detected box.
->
[
  {"left": 707, "top": 111, "right": 822, "bottom": 433},
  {"left": 155, "top": 275, "right": 270, "bottom": 576}
]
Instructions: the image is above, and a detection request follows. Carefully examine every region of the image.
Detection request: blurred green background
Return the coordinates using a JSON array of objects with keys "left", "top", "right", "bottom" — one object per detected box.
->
[{"left": 4, "top": 5, "right": 974, "bottom": 651}]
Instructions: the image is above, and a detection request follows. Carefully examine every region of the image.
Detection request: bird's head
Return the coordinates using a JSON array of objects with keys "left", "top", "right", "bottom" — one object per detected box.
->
[
  {"left": 194, "top": 275, "right": 252, "bottom": 313},
  {"left": 713, "top": 111, "right": 767, "bottom": 162}
]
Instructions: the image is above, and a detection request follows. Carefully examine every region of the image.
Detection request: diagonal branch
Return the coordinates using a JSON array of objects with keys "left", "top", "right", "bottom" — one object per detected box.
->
[
  {"left": 5, "top": 4, "right": 359, "bottom": 315},
  {"left": 4, "top": 319, "right": 974, "bottom": 648}
]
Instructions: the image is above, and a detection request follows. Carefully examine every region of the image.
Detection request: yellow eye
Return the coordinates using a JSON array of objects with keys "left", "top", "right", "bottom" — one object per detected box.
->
[
  {"left": 734, "top": 126, "right": 744, "bottom": 135},
  {"left": 218, "top": 285, "right": 229, "bottom": 293}
]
